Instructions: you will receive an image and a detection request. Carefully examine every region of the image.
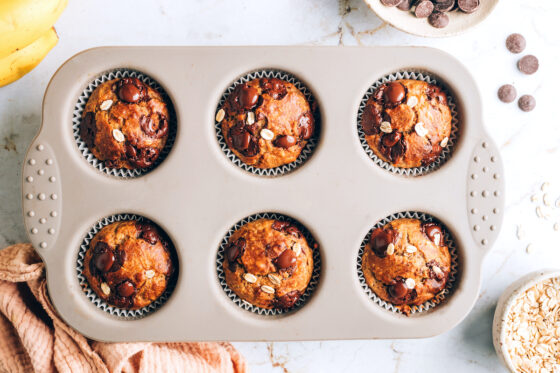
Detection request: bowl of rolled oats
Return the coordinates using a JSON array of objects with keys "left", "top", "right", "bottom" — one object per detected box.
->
[{"left": 493, "top": 270, "right": 560, "bottom": 373}]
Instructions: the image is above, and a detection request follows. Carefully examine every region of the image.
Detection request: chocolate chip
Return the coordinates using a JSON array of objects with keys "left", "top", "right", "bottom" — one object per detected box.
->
[
  {"left": 140, "top": 114, "right": 168, "bottom": 139},
  {"left": 382, "top": 131, "right": 402, "bottom": 147},
  {"left": 93, "top": 249, "right": 115, "bottom": 272},
  {"left": 506, "top": 33, "right": 526, "bottom": 54},
  {"left": 271, "top": 221, "right": 290, "bottom": 232},
  {"left": 274, "top": 135, "right": 297, "bottom": 148},
  {"left": 244, "top": 138, "right": 260, "bottom": 157},
  {"left": 226, "top": 238, "right": 246, "bottom": 263},
  {"left": 518, "top": 95, "right": 536, "bottom": 112},
  {"left": 498, "top": 84, "right": 517, "bottom": 103},
  {"left": 232, "top": 84, "right": 259, "bottom": 111},
  {"left": 387, "top": 279, "right": 408, "bottom": 299},
  {"left": 229, "top": 124, "right": 251, "bottom": 151},
  {"left": 384, "top": 82, "right": 406, "bottom": 107},
  {"left": 433, "top": 0, "right": 455, "bottom": 12},
  {"left": 518, "top": 55, "right": 539, "bottom": 75},
  {"left": 428, "top": 11, "right": 449, "bottom": 28},
  {"left": 457, "top": 0, "right": 479, "bottom": 13},
  {"left": 414, "top": 0, "right": 434, "bottom": 18},
  {"left": 127, "top": 146, "right": 159, "bottom": 168},
  {"left": 80, "top": 112, "right": 97, "bottom": 149},
  {"left": 117, "top": 78, "right": 146, "bottom": 103},
  {"left": 274, "top": 290, "right": 301, "bottom": 309},
  {"left": 369, "top": 228, "right": 395, "bottom": 258},
  {"left": 260, "top": 78, "right": 287, "bottom": 100},
  {"left": 422, "top": 222, "right": 444, "bottom": 246},
  {"left": 298, "top": 112, "right": 314, "bottom": 140},
  {"left": 397, "top": 0, "right": 414, "bottom": 10},
  {"left": 361, "top": 104, "right": 383, "bottom": 135},
  {"left": 381, "top": 0, "right": 403, "bottom": 6},
  {"left": 140, "top": 225, "right": 159, "bottom": 245},
  {"left": 425, "top": 85, "right": 447, "bottom": 104},
  {"left": 274, "top": 249, "right": 297, "bottom": 270},
  {"left": 117, "top": 281, "right": 136, "bottom": 297},
  {"left": 285, "top": 226, "right": 301, "bottom": 239}
]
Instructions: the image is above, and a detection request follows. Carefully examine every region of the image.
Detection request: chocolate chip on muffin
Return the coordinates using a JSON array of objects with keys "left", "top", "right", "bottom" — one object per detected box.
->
[
  {"left": 80, "top": 77, "right": 170, "bottom": 170},
  {"left": 361, "top": 79, "right": 453, "bottom": 169},
  {"left": 223, "top": 218, "right": 314, "bottom": 309},
  {"left": 218, "top": 77, "right": 316, "bottom": 169},
  {"left": 361, "top": 218, "right": 451, "bottom": 315},
  {"left": 83, "top": 220, "right": 175, "bottom": 310}
]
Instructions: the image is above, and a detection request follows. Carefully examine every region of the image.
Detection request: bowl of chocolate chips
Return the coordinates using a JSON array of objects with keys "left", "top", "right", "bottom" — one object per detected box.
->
[{"left": 364, "top": 0, "right": 498, "bottom": 37}]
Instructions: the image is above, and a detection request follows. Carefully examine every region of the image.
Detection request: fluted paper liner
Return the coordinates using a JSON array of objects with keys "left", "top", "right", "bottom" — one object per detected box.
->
[
  {"left": 216, "top": 212, "right": 321, "bottom": 316},
  {"left": 357, "top": 211, "right": 459, "bottom": 315},
  {"left": 357, "top": 71, "right": 460, "bottom": 176}
]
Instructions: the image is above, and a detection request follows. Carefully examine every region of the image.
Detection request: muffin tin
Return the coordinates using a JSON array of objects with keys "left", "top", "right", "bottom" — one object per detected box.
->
[{"left": 21, "top": 46, "right": 504, "bottom": 342}]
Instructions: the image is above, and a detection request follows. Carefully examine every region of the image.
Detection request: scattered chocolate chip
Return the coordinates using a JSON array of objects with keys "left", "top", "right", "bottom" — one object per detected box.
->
[
  {"left": 422, "top": 222, "right": 444, "bottom": 245},
  {"left": 518, "top": 55, "right": 539, "bottom": 75},
  {"left": 117, "top": 281, "right": 136, "bottom": 297},
  {"left": 434, "top": 0, "right": 455, "bottom": 12},
  {"left": 140, "top": 225, "right": 159, "bottom": 245},
  {"left": 414, "top": 0, "right": 434, "bottom": 18},
  {"left": 497, "top": 84, "right": 517, "bottom": 103},
  {"left": 274, "top": 249, "right": 297, "bottom": 270},
  {"left": 260, "top": 78, "right": 288, "bottom": 100},
  {"left": 385, "top": 82, "right": 406, "bottom": 107},
  {"left": 369, "top": 228, "right": 395, "bottom": 258},
  {"left": 229, "top": 124, "right": 251, "bottom": 151},
  {"left": 361, "top": 104, "right": 383, "bottom": 135},
  {"left": 271, "top": 221, "right": 290, "bottom": 232},
  {"left": 93, "top": 248, "right": 115, "bottom": 272},
  {"left": 298, "top": 112, "right": 314, "bottom": 140},
  {"left": 457, "top": 0, "right": 479, "bottom": 13},
  {"left": 506, "top": 33, "right": 526, "bottom": 54},
  {"left": 397, "top": 0, "right": 414, "bottom": 10},
  {"left": 518, "top": 95, "right": 536, "bottom": 112},
  {"left": 140, "top": 114, "right": 168, "bottom": 139},
  {"left": 387, "top": 278, "right": 409, "bottom": 299},
  {"left": 244, "top": 138, "right": 260, "bottom": 157},
  {"left": 117, "top": 78, "right": 146, "bottom": 103},
  {"left": 428, "top": 11, "right": 449, "bottom": 28},
  {"left": 285, "top": 226, "right": 301, "bottom": 238},
  {"left": 381, "top": 0, "right": 403, "bottom": 6},
  {"left": 226, "top": 238, "right": 246, "bottom": 263},
  {"left": 274, "top": 290, "right": 301, "bottom": 309},
  {"left": 274, "top": 135, "right": 297, "bottom": 148},
  {"left": 127, "top": 146, "right": 159, "bottom": 168},
  {"left": 382, "top": 131, "right": 402, "bottom": 147},
  {"left": 80, "top": 112, "right": 97, "bottom": 149},
  {"left": 235, "top": 84, "right": 259, "bottom": 110}
]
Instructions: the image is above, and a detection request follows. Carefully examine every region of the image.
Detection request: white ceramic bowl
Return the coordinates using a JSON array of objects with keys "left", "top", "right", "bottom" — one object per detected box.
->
[
  {"left": 364, "top": 0, "right": 499, "bottom": 38},
  {"left": 492, "top": 269, "right": 560, "bottom": 373}
]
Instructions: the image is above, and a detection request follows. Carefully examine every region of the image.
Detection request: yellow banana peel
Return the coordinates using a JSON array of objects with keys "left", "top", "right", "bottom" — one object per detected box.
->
[
  {"left": 0, "top": 27, "right": 58, "bottom": 87},
  {"left": 0, "top": 0, "right": 67, "bottom": 58}
]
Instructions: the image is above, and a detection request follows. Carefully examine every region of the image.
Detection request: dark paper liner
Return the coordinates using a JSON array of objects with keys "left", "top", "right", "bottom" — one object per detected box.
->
[
  {"left": 357, "top": 71, "right": 460, "bottom": 176},
  {"left": 76, "top": 213, "right": 177, "bottom": 319},
  {"left": 215, "top": 69, "right": 320, "bottom": 177},
  {"left": 357, "top": 211, "right": 459, "bottom": 315},
  {"left": 216, "top": 212, "right": 321, "bottom": 316},
  {"left": 72, "top": 69, "right": 177, "bottom": 178}
]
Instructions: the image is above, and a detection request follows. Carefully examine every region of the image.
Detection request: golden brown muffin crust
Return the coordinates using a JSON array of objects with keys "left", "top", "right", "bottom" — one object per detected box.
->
[
  {"left": 81, "top": 77, "right": 170, "bottom": 170},
  {"left": 362, "top": 218, "right": 451, "bottom": 314},
  {"left": 361, "top": 79, "right": 452, "bottom": 169},
  {"left": 83, "top": 220, "right": 174, "bottom": 310},
  {"left": 219, "top": 77, "right": 315, "bottom": 169},
  {"left": 223, "top": 219, "right": 313, "bottom": 309}
]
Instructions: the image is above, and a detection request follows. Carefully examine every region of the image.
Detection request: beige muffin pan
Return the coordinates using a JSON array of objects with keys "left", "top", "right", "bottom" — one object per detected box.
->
[{"left": 21, "top": 46, "right": 504, "bottom": 342}]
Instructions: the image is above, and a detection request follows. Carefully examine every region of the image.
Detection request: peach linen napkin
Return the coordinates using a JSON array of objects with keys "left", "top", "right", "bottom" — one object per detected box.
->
[{"left": 0, "top": 243, "right": 246, "bottom": 373}]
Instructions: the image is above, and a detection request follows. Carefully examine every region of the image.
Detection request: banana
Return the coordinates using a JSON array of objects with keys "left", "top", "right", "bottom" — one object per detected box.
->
[
  {"left": 0, "top": 27, "right": 58, "bottom": 87},
  {"left": 0, "top": 0, "right": 67, "bottom": 58}
]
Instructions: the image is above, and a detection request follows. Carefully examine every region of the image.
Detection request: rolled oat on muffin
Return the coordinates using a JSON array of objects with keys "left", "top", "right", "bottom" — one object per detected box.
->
[
  {"left": 361, "top": 218, "right": 451, "bottom": 314},
  {"left": 223, "top": 218, "right": 313, "bottom": 309}
]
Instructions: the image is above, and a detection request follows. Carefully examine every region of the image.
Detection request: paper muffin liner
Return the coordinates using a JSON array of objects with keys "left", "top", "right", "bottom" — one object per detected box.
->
[
  {"left": 72, "top": 69, "right": 177, "bottom": 178},
  {"left": 356, "top": 211, "right": 459, "bottom": 315},
  {"left": 216, "top": 212, "right": 321, "bottom": 316},
  {"left": 357, "top": 71, "right": 460, "bottom": 176},
  {"left": 214, "top": 69, "right": 320, "bottom": 177},
  {"left": 76, "top": 213, "right": 177, "bottom": 319}
]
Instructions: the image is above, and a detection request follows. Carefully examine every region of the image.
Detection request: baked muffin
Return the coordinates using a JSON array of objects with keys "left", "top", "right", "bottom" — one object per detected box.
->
[
  {"left": 81, "top": 77, "right": 170, "bottom": 169},
  {"left": 218, "top": 77, "right": 315, "bottom": 169},
  {"left": 361, "top": 218, "right": 451, "bottom": 314},
  {"left": 83, "top": 220, "right": 175, "bottom": 310},
  {"left": 361, "top": 79, "right": 452, "bottom": 168},
  {"left": 223, "top": 218, "right": 314, "bottom": 309}
]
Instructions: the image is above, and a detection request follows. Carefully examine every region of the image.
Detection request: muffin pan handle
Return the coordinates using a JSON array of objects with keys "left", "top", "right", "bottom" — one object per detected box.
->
[
  {"left": 466, "top": 136, "right": 505, "bottom": 250},
  {"left": 22, "top": 137, "right": 62, "bottom": 250}
]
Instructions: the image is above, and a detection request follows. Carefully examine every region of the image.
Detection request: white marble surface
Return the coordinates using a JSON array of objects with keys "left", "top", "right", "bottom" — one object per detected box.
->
[{"left": 1, "top": 0, "right": 559, "bottom": 371}]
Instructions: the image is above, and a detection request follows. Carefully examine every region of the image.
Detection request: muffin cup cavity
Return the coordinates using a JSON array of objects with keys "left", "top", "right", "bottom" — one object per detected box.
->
[
  {"left": 73, "top": 69, "right": 177, "bottom": 178},
  {"left": 357, "top": 71, "right": 460, "bottom": 176},
  {"left": 215, "top": 69, "right": 320, "bottom": 177},
  {"left": 357, "top": 211, "right": 459, "bottom": 315},
  {"left": 76, "top": 213, "right": 178, "bottom": 319},
  {"left": 216, "top": 212, "right": 321, "bottom": 316}
]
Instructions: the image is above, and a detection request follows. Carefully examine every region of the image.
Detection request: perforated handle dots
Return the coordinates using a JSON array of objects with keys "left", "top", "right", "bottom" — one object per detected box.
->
[
  {"left": 22, "top": 141, "right": 62, "bottom": 250},
  {"left": 467, "top": 140, "right": 505, "bottom": 249}
]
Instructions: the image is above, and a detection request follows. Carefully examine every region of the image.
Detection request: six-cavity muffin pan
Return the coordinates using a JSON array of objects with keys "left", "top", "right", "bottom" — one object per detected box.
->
[{"left": 21, "top": 46, "right": 504, "bottom": 342}]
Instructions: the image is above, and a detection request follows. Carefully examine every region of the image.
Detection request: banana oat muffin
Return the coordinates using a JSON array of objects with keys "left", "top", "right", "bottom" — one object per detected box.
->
[
  {"left": 361, "top": 218, "right": 451, "bottom": 314},
  {"left": 361, "top": 79, "right": 452, "bottom": 169},
  {"left": 81, "top": 77, "right": 170, "bottom": 169},
  {"left": 83, "top": 220, "right": 175, "bottom": 310},
  {"left": 218, "top": 77, "right": 315, "bottom": 169},
  {"left": 223, "top": 218, "right": 314, "bottom": 309}
]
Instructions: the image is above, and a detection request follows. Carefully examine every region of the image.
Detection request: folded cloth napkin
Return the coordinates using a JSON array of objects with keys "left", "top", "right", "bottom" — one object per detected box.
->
[{"left": 0, "top": 244, "right": 246, "bottom": 373}]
